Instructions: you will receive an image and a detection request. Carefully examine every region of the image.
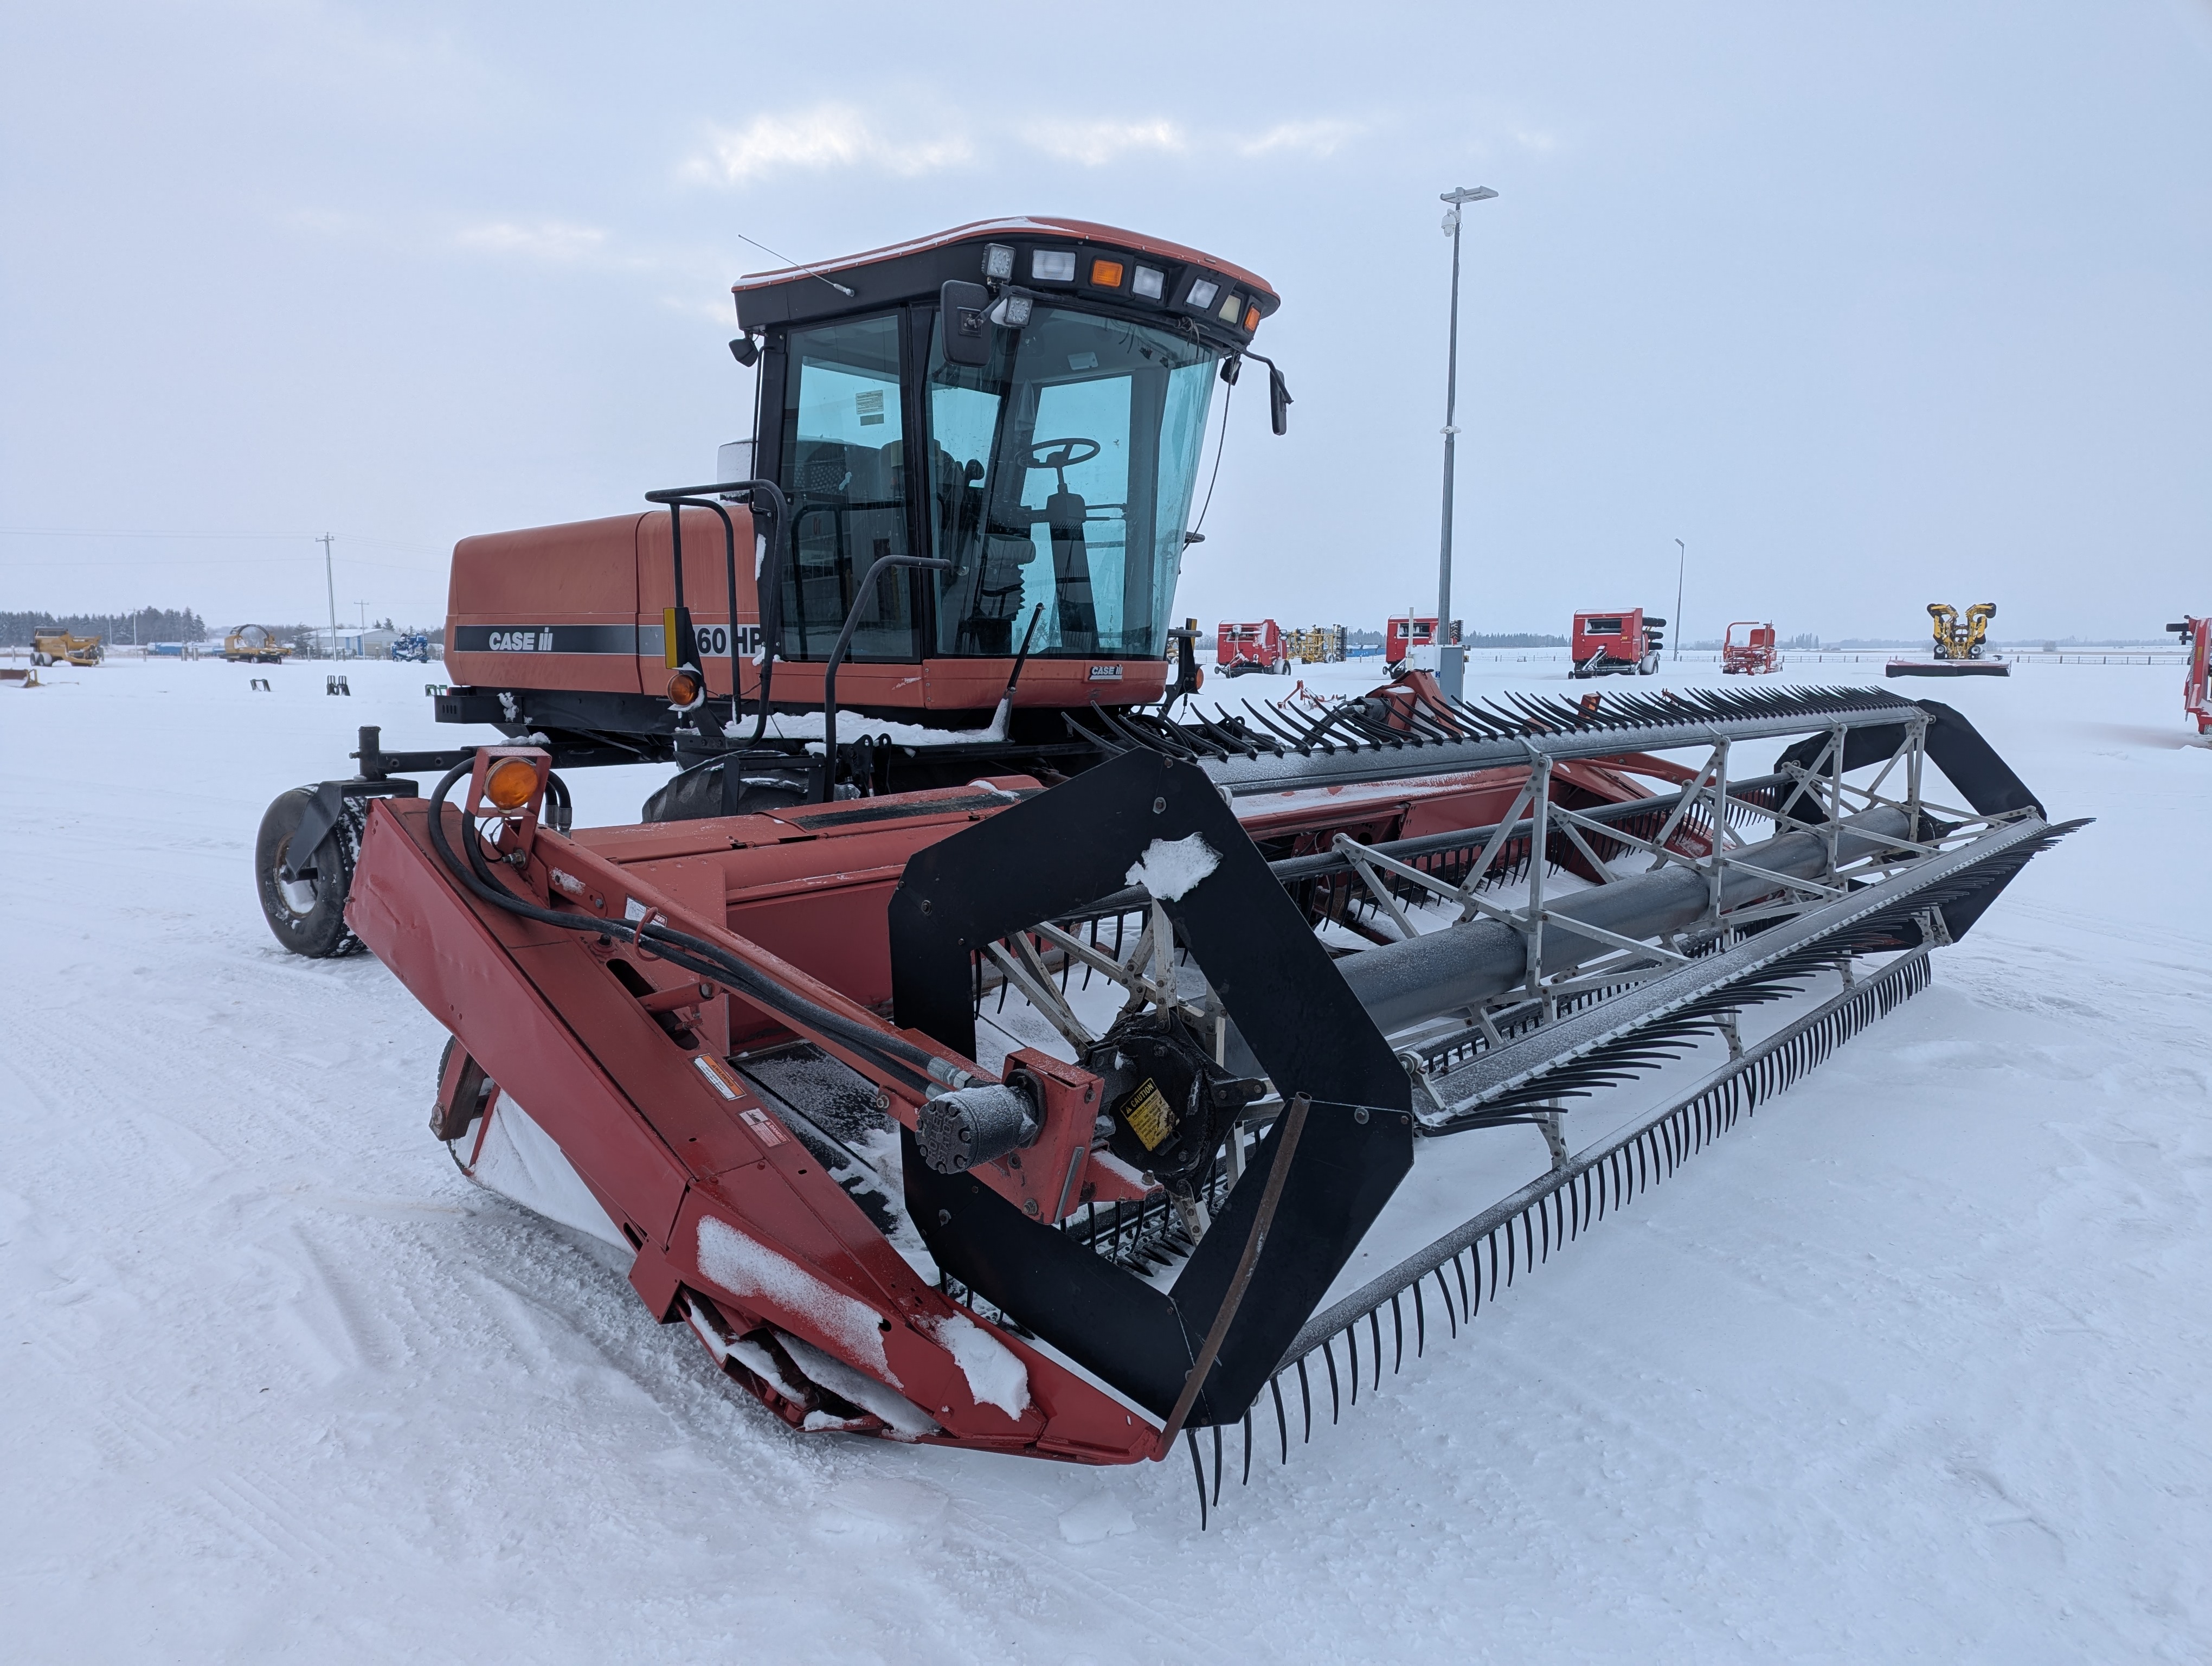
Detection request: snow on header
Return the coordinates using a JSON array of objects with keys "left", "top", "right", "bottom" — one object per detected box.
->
[
  {"left": 696, "top": 1216, "right": 893, "bottom": 1381},
  {"left": 1123, "top": 832, "right": 1219, "bottom": 902},
  {"left": 924, "top": 1313, "right": 1031, "bottom": 1419}
]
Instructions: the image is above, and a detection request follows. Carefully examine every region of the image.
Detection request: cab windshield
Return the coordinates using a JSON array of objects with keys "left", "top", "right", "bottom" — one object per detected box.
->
[{"left": 925, "top": 306, "right": 1218, "bottom": 658}]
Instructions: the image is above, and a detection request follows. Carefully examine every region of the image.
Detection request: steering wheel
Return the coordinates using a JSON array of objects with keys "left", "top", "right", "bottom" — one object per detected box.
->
[{"left": 1025, "top": 437, "right": 1100, "bottom": 475}]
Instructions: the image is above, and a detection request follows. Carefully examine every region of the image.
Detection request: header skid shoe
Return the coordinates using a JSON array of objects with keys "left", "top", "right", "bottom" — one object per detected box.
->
[{"left": 891, "top": 748, "right": 1414, "bottom": 1431}]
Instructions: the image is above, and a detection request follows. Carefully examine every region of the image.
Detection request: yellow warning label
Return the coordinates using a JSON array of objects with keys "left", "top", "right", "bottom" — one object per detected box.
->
[{"left": 1122, "top": 1079, "right": 1175, "bottom": 1151}]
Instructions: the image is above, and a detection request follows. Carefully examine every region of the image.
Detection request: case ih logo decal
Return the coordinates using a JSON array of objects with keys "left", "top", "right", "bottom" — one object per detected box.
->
[
  {"left": 452, "top": 624, "right": 755, "bottom": 657},
  {"left": 1087, "top": 663, "right": 1125, "bottom": 681}
]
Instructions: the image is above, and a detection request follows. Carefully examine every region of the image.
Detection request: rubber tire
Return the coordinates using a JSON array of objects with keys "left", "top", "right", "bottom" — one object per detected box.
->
[
  {"left": 1639, "top": 655, "right": 1660, "bottom": 675},
  {"left": 641, "top": 760, "right": 812, "bottom": 823},
  {"left": 255, "top": 787, "right": 365, "bottom": 958}
]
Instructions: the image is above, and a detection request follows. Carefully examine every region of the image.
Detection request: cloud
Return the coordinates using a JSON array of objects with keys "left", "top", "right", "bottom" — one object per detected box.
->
[
  {"left": 1024, "top": 118, "right": 1188, "bottom": 166},
  {"left": 1234, "top": 119, "right": 1365, "bottom": 159},
  {"left": 679, "top": 104, "right": 1368, "bottom": 185},
  {"left": 455, "top": 220, "right": 610, "bottom": 262},
  {"left": 683, "top": 104, "right": 975, "bottom": 185}
]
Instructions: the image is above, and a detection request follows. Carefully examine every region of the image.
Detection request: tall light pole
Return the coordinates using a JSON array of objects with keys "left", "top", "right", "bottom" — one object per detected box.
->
[
  {"left": 319, "top": 533, "right": 338, "bottom": 658},
  {"left": 1436, "top": 184, "right": 1497, "bottom": 701},
  {"left": 1672, "top": 537, "right": 1686, "bottom": 662}
]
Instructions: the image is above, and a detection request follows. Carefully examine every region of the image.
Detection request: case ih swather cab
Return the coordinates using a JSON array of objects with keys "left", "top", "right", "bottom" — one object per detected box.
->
[
  {"left": 259, "top": 219, "right": 2078, "bottom": 1518},
  {"left": 1570, "top": 608, "right": 1664, "bottom": 677}
]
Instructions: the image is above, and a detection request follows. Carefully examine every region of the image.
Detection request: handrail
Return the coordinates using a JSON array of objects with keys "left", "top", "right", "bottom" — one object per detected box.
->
[
  {"left": 645, "top": 478, "right": 791, "bottom": 742},
  {"left": 819, "top": 553, "right": 951, "bottom": 800}
]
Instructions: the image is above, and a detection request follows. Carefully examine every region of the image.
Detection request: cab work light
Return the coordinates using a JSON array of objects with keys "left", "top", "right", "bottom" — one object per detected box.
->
[
  {"left": 1187, "top": 278, "right": 1219, "bottom": 309},
  {"left": 1218, "top": 292, "right": 1242, "bottom": 323},
  {"left": 1132, "top": 266, "right": 1165, "bottom": 300},
  {"left": 982, "top": 242, "right": 1016, "bottom": 280},
  {"left": 1032, "top": 249, "right": 1076, "bottom": 281}
]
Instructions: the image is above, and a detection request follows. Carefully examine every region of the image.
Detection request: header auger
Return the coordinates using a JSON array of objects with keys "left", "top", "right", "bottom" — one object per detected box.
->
[{"left": 264, "top": 216, "right": 2078, "bottom": 1521}]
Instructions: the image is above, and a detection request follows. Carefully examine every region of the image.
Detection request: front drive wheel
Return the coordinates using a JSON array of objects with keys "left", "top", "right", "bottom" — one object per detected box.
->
[
  {"left": 1639, "top": 653, "right": 1660, "bottom": 675},
  {"left": 255, "top": 787, "right": 365, "bottom": 958}
]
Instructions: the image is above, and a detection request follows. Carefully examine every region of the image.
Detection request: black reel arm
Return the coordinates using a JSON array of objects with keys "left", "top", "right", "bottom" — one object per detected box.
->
[{"left": 889, "top": 748, "right": 1413, "bottom": 1428}]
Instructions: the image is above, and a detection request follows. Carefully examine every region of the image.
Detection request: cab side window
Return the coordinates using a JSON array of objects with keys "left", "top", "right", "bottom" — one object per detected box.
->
[{"left": 777, "top": 315, "right": 918, "bottom": 661}]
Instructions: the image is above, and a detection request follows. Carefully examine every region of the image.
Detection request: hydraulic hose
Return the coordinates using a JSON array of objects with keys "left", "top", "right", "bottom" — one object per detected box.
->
[{"left": 422, "top": 762, "right": 935, "bottom": 1095}]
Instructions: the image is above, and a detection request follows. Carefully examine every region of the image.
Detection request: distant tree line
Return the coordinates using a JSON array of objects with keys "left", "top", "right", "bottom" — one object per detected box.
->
[{"left": 0, "top": 606, "right": 207, "bottom": 645}]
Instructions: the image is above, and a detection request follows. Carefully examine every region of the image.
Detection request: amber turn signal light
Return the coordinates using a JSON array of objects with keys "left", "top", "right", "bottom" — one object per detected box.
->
[
  {"left": 666, "top": 668, "right": 704, "bottom": 709},
  {"left": 483, "top": 756, "right": 539, "bottom": 812}
]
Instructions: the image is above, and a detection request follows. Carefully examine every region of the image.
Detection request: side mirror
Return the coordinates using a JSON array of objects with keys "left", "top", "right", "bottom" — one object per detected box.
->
[
  {"left": 1268, "top": 363, "right": 1293, "bottom": 435},
  {"left": 940, "top": 280, "right": 992, "bottom": 367}
]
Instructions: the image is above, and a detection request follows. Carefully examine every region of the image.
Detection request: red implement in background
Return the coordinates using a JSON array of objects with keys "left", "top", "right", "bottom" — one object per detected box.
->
[
  {"left": 1721, "top": 621, "right": 1781, "bottom": 676},
  {"left": 1570, "top": 610, "right": 1664, "bottom": 678},
  {"left": 1216, "top": 620, "right": 1288, "bottom": 677},
  {"left": 2171, "top": 617, "right": 2210, "bottom": 735}
]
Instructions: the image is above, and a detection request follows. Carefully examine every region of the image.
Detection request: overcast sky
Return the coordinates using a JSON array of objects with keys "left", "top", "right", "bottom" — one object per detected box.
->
[{"left": 4, "top": 0, "right": 2208, "bottom": 642}]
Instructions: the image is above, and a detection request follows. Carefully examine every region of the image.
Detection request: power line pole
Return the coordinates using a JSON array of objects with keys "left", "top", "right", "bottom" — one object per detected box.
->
[
  {"left": 319, "top": 533, "right": 338, "bottom": 659},
  {"left": 1436, "top": 184, "right": 1498, "bottom": 701}
]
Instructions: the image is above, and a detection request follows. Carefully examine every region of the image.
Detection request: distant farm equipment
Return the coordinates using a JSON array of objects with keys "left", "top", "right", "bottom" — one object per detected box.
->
[
  {"left": 1721, "top": 621, "right": 1781, "bottom": 676},
  {"left": 392, "top": 632, "right": 433, "bottom": 663},
  {"left": 1218, "top": 620, "right": 1289, "bottom": 677},
  {"left": 2170, "top": 618, "right": 2210, "bottom": 735},
  {"left": 1287, "top": 626, "right": 1347, "bottom": 666},
  {"left": 223, "top": 625, "right": 292, "bottom": 665},
  {"left": 1385, "top": 616, "right": 1461, "bottom": 672},
  {"left": 31, "top": 629, "right": 103, "bottom": 668},
  {"left": 1570, "top": 610, "right": 1664, "bottom": 678},
  {"left": 1888, "top": 603, "right": 2008, "bottom": 678}
]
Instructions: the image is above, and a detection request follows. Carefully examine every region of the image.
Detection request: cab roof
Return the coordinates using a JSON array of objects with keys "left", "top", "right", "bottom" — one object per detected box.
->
[{"left": 731, "top": 216, "right": 1279, "bottom": 348}]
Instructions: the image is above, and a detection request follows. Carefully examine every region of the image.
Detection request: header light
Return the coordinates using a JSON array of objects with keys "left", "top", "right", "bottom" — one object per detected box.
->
[
  {"left": 1132, "top": 266, "right": 1165, "bottom": 300},
  {"left": 483, "top": 757, "right": 539, "bottom": 813},
  {"left": 1032, "top": 249, "right": 1076, "bottom": 281},
  {"left": 1089, "top": 258, "right": 1124, "bottom": 288},
  {"left": 1186, "top": 278, "right": 1219, "bottom": 309},
  {"left": 982, "top": 242, "right": 1015, "bottom": 281}
]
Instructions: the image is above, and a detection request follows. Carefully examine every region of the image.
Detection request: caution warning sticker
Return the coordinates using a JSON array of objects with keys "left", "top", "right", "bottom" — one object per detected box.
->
[{"left": 1121, "top": 1079, "right": 1175, "bottom": 1151}]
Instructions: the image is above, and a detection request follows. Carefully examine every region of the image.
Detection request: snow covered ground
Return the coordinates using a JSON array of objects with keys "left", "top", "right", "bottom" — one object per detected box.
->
[{"left": 2, "top": 653, "right": 2207, "bottom": 1663}]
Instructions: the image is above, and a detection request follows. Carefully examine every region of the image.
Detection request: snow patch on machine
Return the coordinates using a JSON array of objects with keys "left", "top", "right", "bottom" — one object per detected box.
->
[
  {"left": 696, "top": 1215, "right": 893, "bottom": 1379},
  {"left": 1123, "top": 832, "right": 1219, "bottom": 901},
  {"left": 779, "top": 1332, "right": 940, "bottom": 1437},
  {"left": 922, "top": 1312, "right": 1032, "bottom": 1418},
  {"left": 467, "top": 1095, "right": 629, "bottom": 1251}
]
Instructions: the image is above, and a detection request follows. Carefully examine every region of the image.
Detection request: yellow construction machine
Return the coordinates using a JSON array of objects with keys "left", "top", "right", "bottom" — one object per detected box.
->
[
  {"left": 223, "top": 625, "right": 292, "bottom": 664},
  {"left": 1927, "top": 602, "right": 1997, "bottom": 661},
  {"left": 31, "top": 629, "right": 104, "bottom": 667}
]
